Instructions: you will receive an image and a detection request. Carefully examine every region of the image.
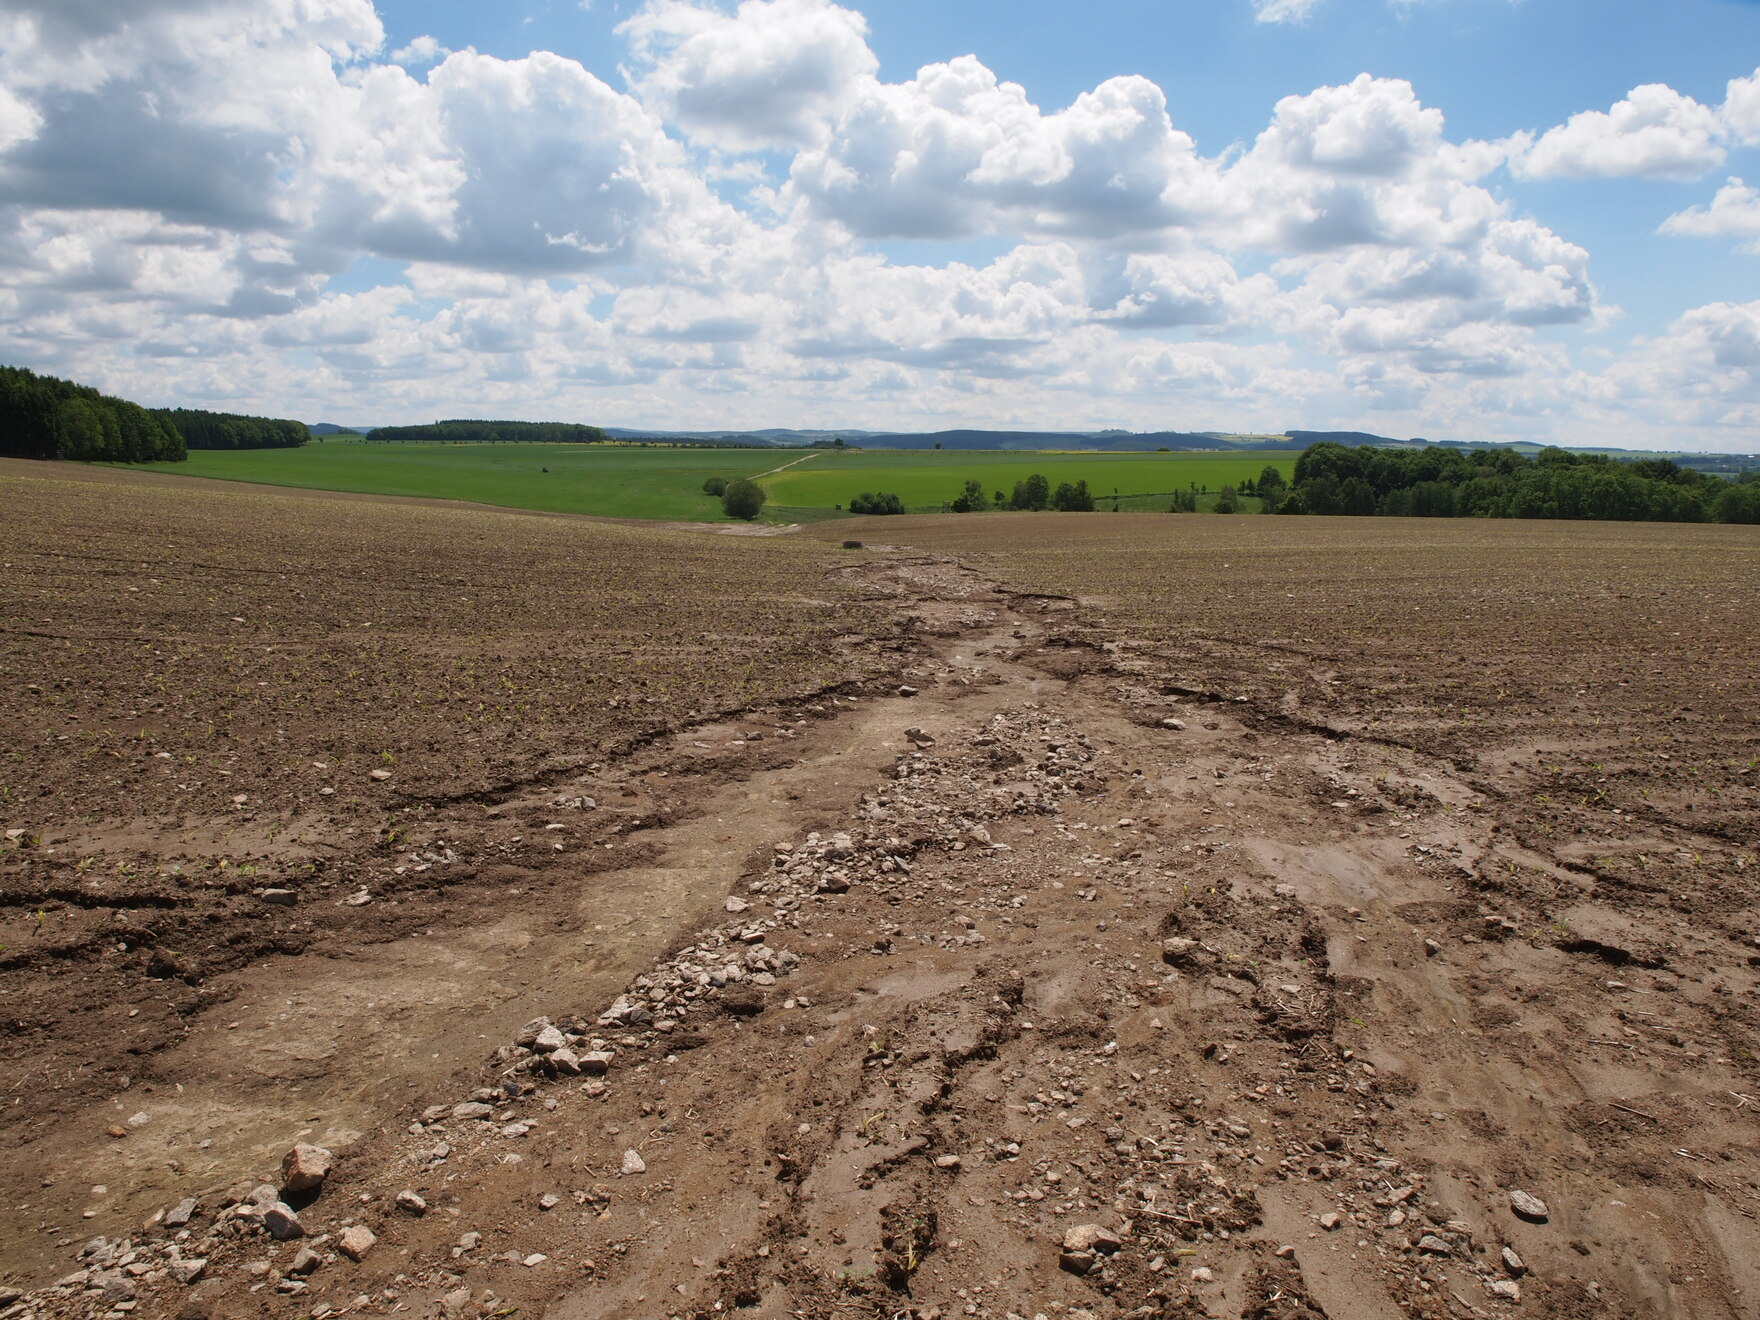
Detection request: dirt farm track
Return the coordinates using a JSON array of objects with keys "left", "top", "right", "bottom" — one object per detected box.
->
[{"left": 1, "top": 459, "right": 1758, "bottom": 1320}]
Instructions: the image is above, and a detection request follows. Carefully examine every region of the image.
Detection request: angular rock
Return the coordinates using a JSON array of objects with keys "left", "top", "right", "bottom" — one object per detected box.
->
[
  {"left": 280, "top": 1143, "right": 334, "bottom": 1195},
  {"left": 163, "top": 1197, "right": 198, "bottom": 1228},
  {"left": 1508, "top": 1189, "right": 1549, "bottom": 1222},
  {"left": 1501, "top": 1245, "right": 1526, "bottom": 1276},
  {"left": 337, "top": 1224, "right": 377, "bottom": 1262},
  {"left": 1063, "top": 1224, "right": 1123, "bottom": 1254},
  {"left": 1161, "top": 937, "right": 1201, "bottom": 966},
  {"left": 167, "top": 1257, "right": 206, "bottom": 1285},
  {"left": 580, "top": 1050, "right": 615, "bottom": 1075},
  {"left": 259, "top": 889, "right": 297, "bottom": 906},
  {"left": 531, "top": 1025, "right": 567, "bottom": 1054},
  {"left": 621, "top": 1149, "right": 647, "bottom": 1175},
  {"left": 452, "top": 1102, "right": 493, "bottom": 1121},
  {"left": 1489, "top": 1280, "right": 1522, "bottom": 1301},
  {"left": 1417, "top": 1234, "right": 1452, "bottom": 1255},
  {"left": 262, "top": 1203, "right": 304, "bottom": 1241},
  {"left": 288, "top": 1247, "right": 323, "bottom": 1276},
  {"left": 395, "top": 1190, "right": 428, "bottom": 1215}
]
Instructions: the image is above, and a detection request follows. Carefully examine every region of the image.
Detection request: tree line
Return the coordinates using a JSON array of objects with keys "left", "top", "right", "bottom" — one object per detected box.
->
[
  {"left": 0, "top": 365, "right": 185, "bottom": 462},
  {"left": 1275, "top": 442, "right": 1760, "bottom": 524},
  {"left": 153, "top": 408, "right": 308, "bottom": 450},
  {"left": 365, "top": 420, "right": 609, "bottom": 444}
]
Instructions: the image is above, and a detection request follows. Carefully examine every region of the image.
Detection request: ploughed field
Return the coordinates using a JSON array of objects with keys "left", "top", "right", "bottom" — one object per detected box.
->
[{"left": 2, "top": 474, "right": 1758, "bottom": 1320}]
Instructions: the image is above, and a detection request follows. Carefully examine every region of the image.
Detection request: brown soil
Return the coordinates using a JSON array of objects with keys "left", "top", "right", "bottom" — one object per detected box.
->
[{"left": 2, "top": 487, "right": 1758, "bottom": 1320}]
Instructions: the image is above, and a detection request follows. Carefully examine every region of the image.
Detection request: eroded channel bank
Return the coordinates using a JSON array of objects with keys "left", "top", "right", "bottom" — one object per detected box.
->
[{"left": 8, "top": 533, "right": 1760, "bottom": 1320}]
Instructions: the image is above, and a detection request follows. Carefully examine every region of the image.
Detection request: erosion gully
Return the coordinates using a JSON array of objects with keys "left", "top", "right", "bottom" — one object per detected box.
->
[{"left": 6, "top": 552, "right": 1758, "bottom": 1320}]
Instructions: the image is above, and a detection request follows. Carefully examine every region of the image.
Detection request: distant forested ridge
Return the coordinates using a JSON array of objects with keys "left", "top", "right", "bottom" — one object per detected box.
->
[
  {"left": 153, "top": 407, "right": 308, "bottom": 450},
  {"left": 1275, "top": 442, "right": 1760, "bottom": 524},
  {"left": 366, "top": 420, "right": 608, "bottom": 444},
  {"left": 0, "top": 365, "right": 185, "bottom": 463}
]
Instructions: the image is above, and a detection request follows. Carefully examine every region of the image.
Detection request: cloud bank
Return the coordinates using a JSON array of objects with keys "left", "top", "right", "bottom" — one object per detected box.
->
[{"left": 0, "top": 0, "right": 1755, "bottom": 449}]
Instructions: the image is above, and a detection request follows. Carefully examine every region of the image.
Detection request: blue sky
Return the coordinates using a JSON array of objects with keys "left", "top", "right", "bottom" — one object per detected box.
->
[{"left": 3, "top": 0, "right": 1760, "bottom": 448}]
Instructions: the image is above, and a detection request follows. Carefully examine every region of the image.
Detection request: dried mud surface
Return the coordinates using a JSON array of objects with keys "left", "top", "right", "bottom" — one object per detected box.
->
[{"left": 2, "top": 488, "right": 1759, "bottom": 1320}]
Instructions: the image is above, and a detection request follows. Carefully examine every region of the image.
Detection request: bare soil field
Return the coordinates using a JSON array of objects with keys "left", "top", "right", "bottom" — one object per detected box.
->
[{"left": 3, "top": 486, "right": 1759, "bottom": 1320}]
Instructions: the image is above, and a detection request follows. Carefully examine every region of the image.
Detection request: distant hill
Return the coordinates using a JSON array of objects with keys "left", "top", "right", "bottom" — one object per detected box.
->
[
  {"left": 1286, "top": 429, "right": 1409, "bottom": 448},
  {"left": 309, "top": 422, "right": 372, "bottom": 435}
]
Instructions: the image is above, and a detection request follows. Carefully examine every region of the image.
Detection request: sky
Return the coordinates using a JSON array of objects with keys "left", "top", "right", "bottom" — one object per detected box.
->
[{"left": 3, "top": 1, "right": 1760, "bottom": 449}]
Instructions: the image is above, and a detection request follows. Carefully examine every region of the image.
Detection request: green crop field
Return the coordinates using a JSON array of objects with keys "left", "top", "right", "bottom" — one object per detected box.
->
[
  {"left": 136, "top": 443, "right": 787, "bottom": 521},
  {"left": 761, "top": 448, "right": 1297, "bottom": 512},
  {"left": 128, "top": 442, "right": 1297, "bottom": 521}
]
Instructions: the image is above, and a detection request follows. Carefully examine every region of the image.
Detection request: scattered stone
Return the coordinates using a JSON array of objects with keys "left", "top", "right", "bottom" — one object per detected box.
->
[
  {"left": 1502, "top": 1246, "right": 1527, "bottom": 1276},
  {"left": 1161, "top": 937, "right": 1201, "bottom": 965},
  {"left": 166, "top": 1257, "right": 206, "bottom": 1285},
  {"left": 724, "top": 896, "right": 750, "bottom": 914},
  {"left": 259, "top": 889, "right": 297, "bottom": 906},
  {"left": 163, "top": 1197, "right": 198, "bottom": 1228},
  {"left": 621, "top": 1149, "right": 647, "bottom": 1175},
  {"left": 1059, "top": 1223, "right": 1122, "bottom": 1276},
  {"left": 395, "top": 1190, "right": 428, "bottom": 1215},
  {"left": 261, "top": 1204, "right": 304, "bottom": 1240},
  {"left": 1319, "top": 1212, "right": 1342, "bottom": 1231},
  {"left": 580, "top": 1050, "right": 615, "bottom": 1075},
  {"left": 538, "top": 1192, "right": 561, "bottom": 1211},
  {"left": 1417, "top": 1235, "right": 1452, "bottom": 1255},
  {"left": 337, "top": 1225, "right": 377, "bottom": 1262},
  {"left": 1160, "top": 717, "right": 1186, "bottom": 730},
  {"left": 897, "top": 685, "right": 919, "bottom": 697},
  {"left": 934, "top": 1154, "right": 962, "bottom": 1171},
  {"left": 523, "top": 1253, "right": 548, "bottom": 1268},
  {"left": 369, "top": 768, "right": 392, "bottom": 781},
  {"left": 531, "top": 1025, "right": 567, "bottom": 1054},
  {"left": 1489, "top": 1280, "right": 1522, "bottom": 1302},
  {"left": 288, "top": 1247, "right": 323, "bottom": 1276},
  {"left": 1508, "top": 1189, "right": 1550, "bottom": 1223},
  {"left": 452, "top": 1102, "right": 493, "bottom": 1121},
  {"left": 281, "top": 1143, "right": 334, "bottom": 1195},
  {"left": 1063, "top": 1224, "right": 1123, "bottom": 1254},
  {"left": 1424, "top": 937, "right": 1442, "bottom": 957}
]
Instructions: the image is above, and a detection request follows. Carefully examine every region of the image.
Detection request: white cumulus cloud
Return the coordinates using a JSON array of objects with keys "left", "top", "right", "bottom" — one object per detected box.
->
[
  {"left": 1661, "top": 178, "right": 1760, "bottom": 253},
  {"left": 619, "top": 0, "right": 876, "bottom": 150},
  {"left": 1513, "top": 83, "right": 1726, "bottom": 180}
]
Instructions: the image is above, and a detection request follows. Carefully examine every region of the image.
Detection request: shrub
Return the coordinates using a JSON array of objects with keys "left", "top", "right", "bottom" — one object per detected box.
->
[
  {"left": 1010, "top": 474, "right": 1050, "bottom": 510},
  {"left": 1051, "top": 479, "right": 1093, "bottom": 511},
  {"left": 849, "top": 491, "right": 905, "bottom": 515},
  {"left": 721, "top": 478, "right": 767, "bottom": 520},
  {"left": 702, "top": 476, "right": 728, "bottom": 496},
  {"left": 950, "top": 479, "right": 990, "bottom": 513}
]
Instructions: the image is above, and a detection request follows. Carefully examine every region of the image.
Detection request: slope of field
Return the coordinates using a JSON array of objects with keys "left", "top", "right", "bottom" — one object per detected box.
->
[
  {"left": 134, "top": 443, "right": 784, "bottom": 520},
  {"left": 764, "top": 448, "right": 1295, "bottom": 511},
  {"left": 5, "top": 485, "right": 1760, "bottom": 1320},
  {"left": 0, "top": 461, "right": 910, "bottom": 1279}
]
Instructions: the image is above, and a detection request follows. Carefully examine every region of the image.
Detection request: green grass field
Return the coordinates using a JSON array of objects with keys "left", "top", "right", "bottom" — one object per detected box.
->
[
  {"left": 762, "top": 449, "right": 1297, "bottom": 512},
  {"left": 137, "top": 443, "right": 786, "bottom": 521},
  {"left": 130, "top": 442, "right": 1297, "bottom": 521}
]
